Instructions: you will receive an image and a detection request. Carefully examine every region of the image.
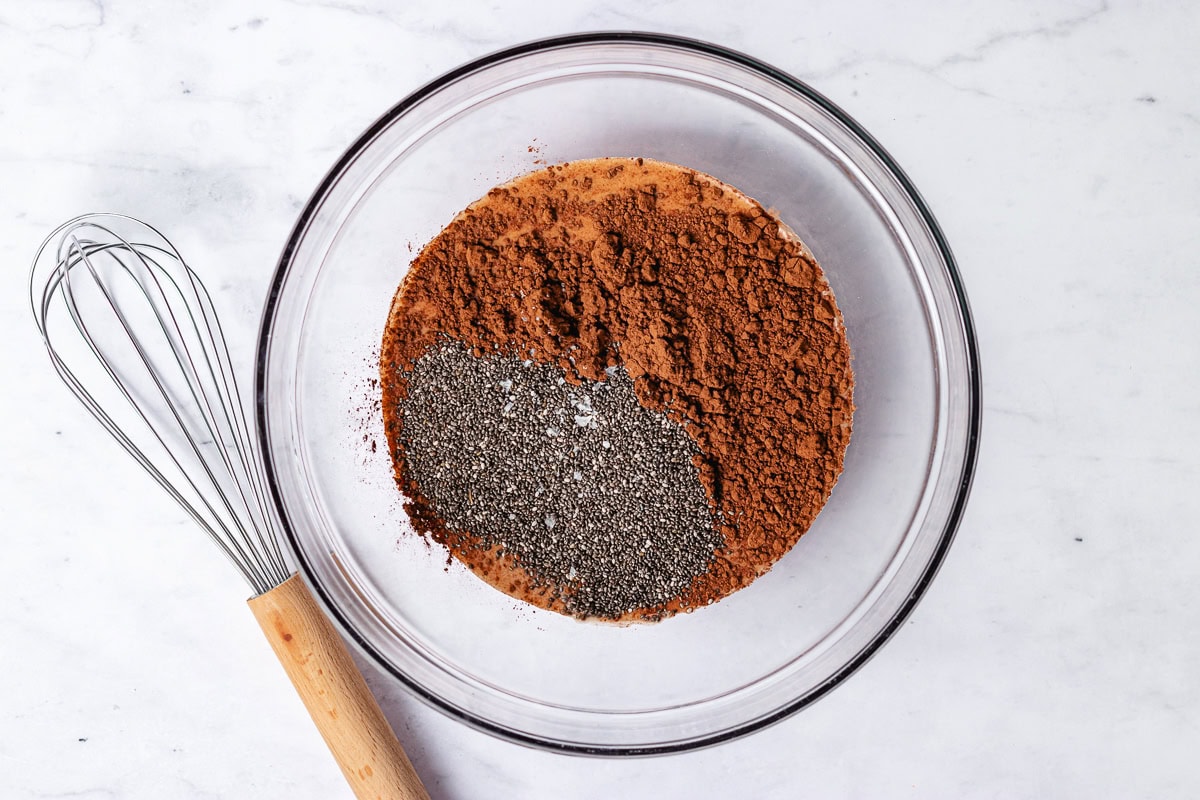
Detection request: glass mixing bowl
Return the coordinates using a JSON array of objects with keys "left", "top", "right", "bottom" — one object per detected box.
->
[{"left": 256, "top": 33, "right": 981, "bottom": 754}]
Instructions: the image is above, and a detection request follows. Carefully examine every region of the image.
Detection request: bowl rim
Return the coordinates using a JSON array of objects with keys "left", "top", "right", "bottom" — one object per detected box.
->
[{"left": 255, "top": 30, "right": 982, "bottom": 756}]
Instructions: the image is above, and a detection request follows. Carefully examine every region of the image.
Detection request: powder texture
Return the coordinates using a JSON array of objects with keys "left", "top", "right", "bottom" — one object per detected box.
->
[{"left": 381, "top": 157, "right": 854, "bottom": 621}]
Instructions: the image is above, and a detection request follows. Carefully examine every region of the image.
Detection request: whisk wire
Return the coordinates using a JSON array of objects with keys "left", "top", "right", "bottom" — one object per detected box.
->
[
  {"left": 180, "top": 257, "right": 291, "bottom": 582},
  {"left": 75, "top": 235, "right": 285, "bottom": 585},
  {"left": 31, "top": 215, "right": 291, "bottom": 596},
  {"left": 63, "top": 239, "right": 265, "bottom": 579},
  {"left": 179, "top": 255, "right": 291, "bottom": 581}
]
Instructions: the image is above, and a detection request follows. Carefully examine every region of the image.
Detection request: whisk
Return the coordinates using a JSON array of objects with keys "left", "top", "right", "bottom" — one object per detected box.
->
[{"left": 30, "top": 214, "right": 430, "bottom": 800}]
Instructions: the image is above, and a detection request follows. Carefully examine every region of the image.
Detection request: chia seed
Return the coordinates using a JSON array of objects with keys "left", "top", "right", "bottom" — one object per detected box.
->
[{"left": 395, "top": 340, "right": 722, "bottom": 618}]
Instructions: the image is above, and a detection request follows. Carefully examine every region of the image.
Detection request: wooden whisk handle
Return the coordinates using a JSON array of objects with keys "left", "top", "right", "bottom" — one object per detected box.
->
[{"left": 249, "top": 574, "right": 431, "bottom": 800}]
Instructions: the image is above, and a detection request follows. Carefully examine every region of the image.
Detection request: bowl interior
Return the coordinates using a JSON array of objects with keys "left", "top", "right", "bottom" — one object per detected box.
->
[{"left": 258, "top": 35, "right": 977, "bottom": 753}]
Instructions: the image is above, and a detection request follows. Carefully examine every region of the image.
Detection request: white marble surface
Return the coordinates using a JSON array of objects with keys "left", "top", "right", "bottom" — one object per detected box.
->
[{"left": 3, "top": 1, "right": 1198, "bottom": 797}]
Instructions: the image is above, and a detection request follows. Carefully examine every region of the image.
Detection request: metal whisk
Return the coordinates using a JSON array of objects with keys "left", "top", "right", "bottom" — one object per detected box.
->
[{"left": 30, "top": 214, "right": 429, "bottom": 800}]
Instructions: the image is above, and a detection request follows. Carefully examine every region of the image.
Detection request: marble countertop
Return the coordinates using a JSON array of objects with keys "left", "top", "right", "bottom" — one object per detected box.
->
[{"left": 3, "top": 1, "right": 1198, "bottom": 797}]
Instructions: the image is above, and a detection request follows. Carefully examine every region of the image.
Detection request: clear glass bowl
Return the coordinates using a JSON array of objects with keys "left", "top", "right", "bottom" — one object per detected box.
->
[{"left": 256, "top": 33, "right": 981, "bottom": 754}]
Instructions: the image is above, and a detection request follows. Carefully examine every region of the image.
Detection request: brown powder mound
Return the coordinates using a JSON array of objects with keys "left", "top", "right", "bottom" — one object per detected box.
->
[{"left": 381, "top": 157, "right": 854, "bottom": 621}]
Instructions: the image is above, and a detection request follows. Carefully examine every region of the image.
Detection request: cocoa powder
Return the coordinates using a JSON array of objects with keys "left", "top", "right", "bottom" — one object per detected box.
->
[{"left": 381, "top": 157, "right": 854, "bottom": 621}]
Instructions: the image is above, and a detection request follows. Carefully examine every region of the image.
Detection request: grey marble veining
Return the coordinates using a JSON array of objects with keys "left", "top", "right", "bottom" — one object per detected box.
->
[{"left": 3, "top": 1, "right": 1198, "bottom": 798}]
